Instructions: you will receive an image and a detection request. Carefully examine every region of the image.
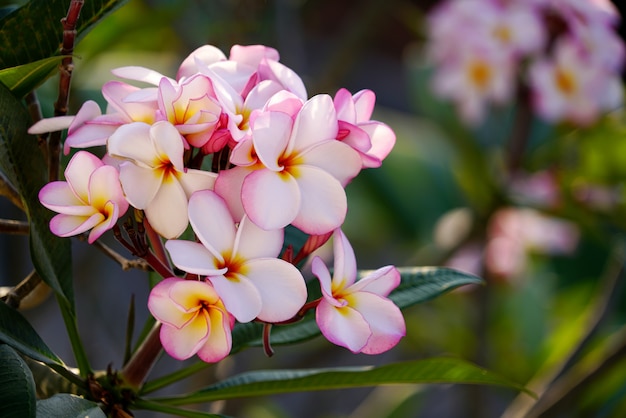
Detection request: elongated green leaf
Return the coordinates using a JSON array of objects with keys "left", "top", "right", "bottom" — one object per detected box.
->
[
  {"left": 0, "top": 56, "right": 67, "bottom": 98},
  {"left": 0, "top": 302, "right": 63, "bottom": 365},
  {"left": 151, "top": 357, "right": 532, "bottom": 405},
  {"left": 389, "top": 266, "right": 483, "bottom": 309},
  {"left": 36, "top": 394, "right": 105, "bottom": 418},
  {"left": 133, "top": 399, "right": 230, "bottom": 418},
  {"left": 231, "top": 267, "right": 483, "bottom": 352},
  {"left": 0, "top": 0, "right": 128, "bottom": 69},
  {"left": 0, "top": 82, "right": 74, "bottom": 310},
  {"left": 0, "top": 344, "right": 36, "bottom": 418}
]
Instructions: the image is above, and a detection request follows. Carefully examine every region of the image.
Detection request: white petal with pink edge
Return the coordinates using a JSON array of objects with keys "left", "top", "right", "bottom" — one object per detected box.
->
[
  {"left": 208, "top": 273, "right": 262, "bottom": 323},
  {"left": 316, "top": 301, "right": 370, "bottom": 353},
  {"left": 241, "top": 169, "right": 300, "bottom": 231},
  {"left": 118, "top": 163, "right": 162, "bottom": 209},
  {"left": 332, "top": 229, "right": 358, "bottom": 289},
  {"left": 347, "top": 292, "right": 405, "bottom": 355},
  {"left": 300, "top": 140, "right": 361, "bottom": 186},
  {"left": 195, "top": 308, "right": 232, "bottom": 363},
  {"left": 243, "top": 258, "right": 306, "bottom": 322},
  {"left": 291, "top": 166, "right": 347, "bottom": 235},
  {"left": 233, "top": 216, "right": 283, "bottom": 259},
  {"left": 159, "top": 315, "right": 209, "bottom": 360},
  {"left": 165, "top": 240, "right": 227, "bottom": 276},
  {"left": 64, "top": 151, "right": 103, "bottom": 202},
  {"left": 252, "top": 111, "right": 292, "bottom": 171},
  {"left": 188, "top": 190, "right": 236, "bottom": 260},
  {"left": 144, "top": 177, "right": 189, "bottom": 239},
  {"left": 288, "top": 95, "right": 337, "bottom": 154}
]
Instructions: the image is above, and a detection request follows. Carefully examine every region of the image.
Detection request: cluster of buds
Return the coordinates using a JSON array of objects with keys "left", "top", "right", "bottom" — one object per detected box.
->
[
  {"left": 30, "top": 45, "right": 405, "bottom": 362},
  {"left": 427, "top": 0, "right": 624, "bottom": 125}
]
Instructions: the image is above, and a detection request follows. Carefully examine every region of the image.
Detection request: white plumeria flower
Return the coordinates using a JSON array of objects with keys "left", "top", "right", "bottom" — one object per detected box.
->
[
  {"left": 107, "top": 121, "right": 217, "bottom": 239},
  {"left": 165, "top": 190, "right": 307, "bottom": 323}
]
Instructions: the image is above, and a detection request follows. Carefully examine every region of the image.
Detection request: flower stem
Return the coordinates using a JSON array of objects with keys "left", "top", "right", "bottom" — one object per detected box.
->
[{"left": 120, "top": 322, "right": 162, "bottom": 390}]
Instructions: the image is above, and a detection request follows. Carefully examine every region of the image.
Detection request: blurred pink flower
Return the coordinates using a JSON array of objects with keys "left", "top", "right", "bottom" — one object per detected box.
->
[
  {"left": 39, "top": 151, "right": 128, "bottom": 243},
  {"left": 312, "top": 229, "right": 405, "bottom": 354},
  {"left": 148, "top": 277, "right": 233, "bottom": 363}
]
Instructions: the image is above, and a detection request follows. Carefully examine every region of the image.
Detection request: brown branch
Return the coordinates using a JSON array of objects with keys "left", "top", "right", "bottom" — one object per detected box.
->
[
  {"left": 49, "top": 0, "right": 84, "bottom": 181},
  {"left": 0, "top": 219, "right": 29, "bottom": 235},
  {"left": 1, "top": 270, "right": 51, "bottom": 310},
  {"left": 0, "top": 171, "right": 24, "bottom": 211},
  {"left": 90, "top": 239, "right": 152, "bottom": 272}
]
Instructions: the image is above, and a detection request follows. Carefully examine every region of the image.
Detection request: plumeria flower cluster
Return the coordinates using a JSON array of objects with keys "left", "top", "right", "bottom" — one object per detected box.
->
[
  {"left": 30, "top": 44, "right": 403, "bottom": 362},
  {"left": 427, "top": 0, "right": 624, "bottom": 125}
]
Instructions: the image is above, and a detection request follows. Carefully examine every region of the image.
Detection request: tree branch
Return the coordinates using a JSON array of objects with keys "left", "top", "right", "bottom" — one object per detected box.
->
[
  {"left": 0, "top": 171, "right": 24, "bottom": 211},
  {"left": 0, "top": 219, "right": 29, "bottom": 235},
  {"left": 0, "top": 270, "right": 51, "bottom": 310},
  {"left": 49, "top": 0, "right": 84, "bottom": 181}
]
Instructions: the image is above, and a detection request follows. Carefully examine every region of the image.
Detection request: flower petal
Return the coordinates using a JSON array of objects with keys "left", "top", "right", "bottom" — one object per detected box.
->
[
  {"left": 242, "top": 258, "right": 307, "bottom": 322},
  {"left": 176, "top": 169, "right": 217, "bottom": 198},
  {"left": 28, "top": 116, "right": 74, "bottom": 134},
  {"left": 316, "top": 300, "right": 370, "bottom": 353},
  {"left": 64, "top": 151, "right": 103, "bottom": 202},
  {"left": 49, "top": 213, "right": 102, "bottom": 238},
  {"left": 148, "top": 278, "right": 197, "bottom": 328},
  {"left": 252, "top": 111, "right": 292, "bottom": 171},
  {"left": 288, "top": 95, "right": 337, "bottom": 154},
  {"left": 348, "top": 292, "right": 405, "bottom": 355},
  {"left": 241, "top": 169, "right": 300, "bottom": 231},
  {"left": 150, "top": 121, "right": 186, "bottom": 172},
  {"left": 196, "top": 307, "right": 232, "bottom": 363},
  {"left": 349, "top": 265, "right": 400, "bottom": 297},
  {"left": 87, "top": 165, "right": 128, "bottom": 215},
  {"left": 332, "top": 229, "right": 357, "bottom": 289},
  {"left": 39, "top": 182, "right": 89, "bottom": 214},
  {"left": 188, "top": 190, "right": 235, "bottom": 263},
  {"left": 214, "top": 165, "right": 251, "bottom": 223},
  {"left": 208, "top": 273, "right": 262, "bottom": 323},
  {"left": 118, "top": 162, "right": 162, "bottom": 209},
  {"left": 301, "top": 140, "right": 361, "bottom": 186},
  {"left": 107, "top": 122, "right": 157, "bottom": 168},
  {"left": 159, "top": 314, "right": 209, "bottom": 360},
  {"left": 165, "top": 240, "right": 227, "bottom": 276},
  {"left": 232, "top": 215, "right": 283, "bottom": 259},
  {"left": 111, "top": 66, "right": 171, "bottom": 86},
  {"left": 144, "top": 177, "right": 189, "bottom": 239},
  {"left": 291, "top": 166, "right": 347, "bottom": 235}
]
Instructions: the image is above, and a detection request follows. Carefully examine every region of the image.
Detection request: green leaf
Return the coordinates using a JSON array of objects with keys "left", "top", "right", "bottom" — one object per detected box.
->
[
  {"left": 0, "top": 344, "right": 36, "bottom": 418},
  {"left": 389, "top": 266, "right": 484, "bottom": 309},
  {"left": 0, "top": 56, "right": 67, "bottom": 98},
  {"left": 0, "top": 302, "right": 63, "bottom": 366},
  {"left": 231, "top": 267, "right": 483, "bottom": 352},
  {"left": 0, "top": 81, "right": 74, "bottom": 310},
  {"left": 151, "top": 357, "right": 533, "bottom": 405},
  {"left": 0, "top": 0, "right": 129, "bottom": 69},
  {"left": 36, "top": 394, "right": 105, "bottom": 418}
]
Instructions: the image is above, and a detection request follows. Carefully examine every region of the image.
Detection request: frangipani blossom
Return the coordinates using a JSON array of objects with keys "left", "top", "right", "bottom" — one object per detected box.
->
[
  {"left": 107, "top": 121, "right": 217, "bottom": 239},
  {"left": 28, "top": 81, "right": 158, "bottom": 154},
  {"left": 165, "top": 190, "right": 307, "bottom": 323},
  {"left": 528, "top": 37, "right": 622, "bottom": 125},
  {"left": 333, "top": 88, "right": 396, "bottom": 168},
  {"left": 215, "top": 94, "right": 362, "bottom": 234},
  {"left": 312, "top": 229, "right": 405, "bottom": 354},
  {"left": 157, "top": 74, "right": 221, "bottom": 148},
  {"left": 39, "top": 151, "right": 129, "bottom": 243},
  {"left": 148, "top": 277, "right": 232, "bottom": 362}
]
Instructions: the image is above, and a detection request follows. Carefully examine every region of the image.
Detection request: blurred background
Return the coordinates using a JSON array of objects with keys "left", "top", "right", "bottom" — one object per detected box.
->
[{"left": 3, "top": 0, "right": 626, "bottom": 416}]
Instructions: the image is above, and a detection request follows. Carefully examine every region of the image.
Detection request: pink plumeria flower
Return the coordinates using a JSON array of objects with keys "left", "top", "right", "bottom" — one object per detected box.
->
[
  {"left": 165, "top": 190, "right": 307, "bottom": 323},
  {"left": 157, "top": 74, "right": 222, "bottom": 148},
  {"left": 28, "top": 81, "right": 158, "bottom": 155},
  {"left": 312, "top": 229, "right": 405, "bottom": 354},
  {"left": 333, "top": 88, "right": 396, "bottom": 168},
  {"left": 177, "top": 44, "right": 307, "bottom": 100},
  {"left": 39, "top": 151, "right": 129, "bottom": 243},
  {"left": 528, "top": 36, "right": 622, "bottom": 125},
  {"left": 432, "top": 43, "right": 515, "bottom": 124},
  {"left": 148, "top": 277, "right": 233, "bottom": 363},
  {"left": 215, "top": 94, "right": 362, "bottom": 234},
  {"left": 107, "top": 121, "right": 217, "bottom": 239}
]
